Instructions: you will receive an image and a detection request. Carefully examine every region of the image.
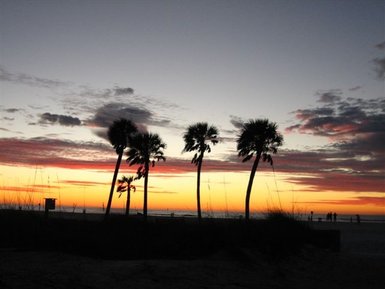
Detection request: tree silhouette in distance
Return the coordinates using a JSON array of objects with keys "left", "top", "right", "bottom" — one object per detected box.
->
[{"left": 117, "top": 175, "right": 136, "bottom": 216}]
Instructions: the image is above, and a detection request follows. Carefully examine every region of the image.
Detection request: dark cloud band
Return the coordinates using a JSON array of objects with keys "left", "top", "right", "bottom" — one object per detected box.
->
[{"left": 40, "top": 113, "right": 81, "bottom": 126}]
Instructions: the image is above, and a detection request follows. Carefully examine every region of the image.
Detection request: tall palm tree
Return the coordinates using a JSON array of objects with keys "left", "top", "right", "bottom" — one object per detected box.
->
[
  {"left": 105, "top": 119, "right": 137, "bottom": 218},
  {"left": 236, "top": 119, "right": 283, "bottom": 220},
  {"left": 182, "top": 122, "right": 219, "bottom": 219},
  {"left": 126, "top": 132, "right": 166, "bottom": 218},
  {"left": 117, "top": 175, "right": 136, "bottom": 216}
]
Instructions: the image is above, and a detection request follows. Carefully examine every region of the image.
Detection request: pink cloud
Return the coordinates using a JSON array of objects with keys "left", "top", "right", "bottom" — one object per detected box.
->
[
  {"left": 0, "top": 137, "right": 384, "bottom": 194},
  {"left": 302, "top": 196, "right": 384, "bottom": 207}
]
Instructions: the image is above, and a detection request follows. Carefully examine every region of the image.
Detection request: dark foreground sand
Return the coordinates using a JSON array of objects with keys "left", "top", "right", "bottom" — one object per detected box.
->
[
  {"left": 310, "top": 221, "right": 385, "bottom": 257},
  {"left": 1, "top": 220, "right": 384, "bottom": 289}
]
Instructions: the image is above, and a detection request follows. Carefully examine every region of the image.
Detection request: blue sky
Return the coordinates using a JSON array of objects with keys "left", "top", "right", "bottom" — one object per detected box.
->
[
  {"left": 1, "top": 0, "right": 384, "bottom": 213},
  {"left": 1, "top": 1, "right": 383, "bottom": 144}
]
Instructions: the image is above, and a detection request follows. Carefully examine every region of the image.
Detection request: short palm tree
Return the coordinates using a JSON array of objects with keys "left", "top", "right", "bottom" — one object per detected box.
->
[
  {"left": 236, "top": 119, "right": 283, "bottom": 220},
  {"left": 126, "top": 132, "right": 166, "bottom": 218},
  {"left": 105, "top": 119, "right": 137, "bottom": 218},
  {"left": 182, "top": 122, "right": 219, "bottom": 219},
  {"left": 117, "top": 175, "right": 136, "bottom": 216}
]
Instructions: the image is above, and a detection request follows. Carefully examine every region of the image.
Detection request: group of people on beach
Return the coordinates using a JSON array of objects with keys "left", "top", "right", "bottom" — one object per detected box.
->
[
  {"left": 308, "top": 211, "right": 362, "bottom": 223},
  {"left": 307, "top": 211, "right": 337, "bottom": 222},
  {"left": 326, "top": 212, "right": 337, "bottom": 222}
]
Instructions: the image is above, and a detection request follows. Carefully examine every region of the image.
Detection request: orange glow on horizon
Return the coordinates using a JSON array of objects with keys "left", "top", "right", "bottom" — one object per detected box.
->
[{"left": 1, "top": 165, "right": 384, "bottom": 216}]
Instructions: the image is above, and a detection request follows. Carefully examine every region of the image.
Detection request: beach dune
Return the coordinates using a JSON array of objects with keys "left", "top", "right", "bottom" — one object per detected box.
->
[{"left": 0, "top": 211, "right": 384, "bottom": 289}]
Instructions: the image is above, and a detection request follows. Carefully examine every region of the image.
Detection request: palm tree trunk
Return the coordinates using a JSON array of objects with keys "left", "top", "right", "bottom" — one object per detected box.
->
[
  {"left": 196, "top": 157, "right": 203, "bottom": 219},
  {"left": 143, "top": 162, "right": 149, "bottom": 219},
  {"left": 105, "top": 150, "right": 123, "bottom": 219},
  {"left": 125, "top": 187, "right": 131, "bottom": 216},
  {"left": 245, "top": 153, "right": 261, "bottom": 220}
]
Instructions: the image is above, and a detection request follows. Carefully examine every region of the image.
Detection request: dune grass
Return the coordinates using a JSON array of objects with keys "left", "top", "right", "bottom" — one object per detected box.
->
[{"left": 0, "top": 209, "right": 339, "bottom": 260}]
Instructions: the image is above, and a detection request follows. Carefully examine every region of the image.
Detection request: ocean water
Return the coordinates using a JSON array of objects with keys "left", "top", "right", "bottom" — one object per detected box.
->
[{"left": 49, "top": 206, "right": 384, "bottom": 223}]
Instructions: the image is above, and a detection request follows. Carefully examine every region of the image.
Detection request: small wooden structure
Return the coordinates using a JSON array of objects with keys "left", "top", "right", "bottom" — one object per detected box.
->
[{"left": 44, "top": 198, "right": 56, "bottom": 218}]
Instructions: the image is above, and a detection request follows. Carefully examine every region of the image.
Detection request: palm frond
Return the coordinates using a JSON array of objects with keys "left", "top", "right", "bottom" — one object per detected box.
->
[
  {"left": 242, "top": 154, "right": 253, "bottom": 162},
  {"left": 236, "top": 119, "right": 283, "bottom": 163},
  {"left": 108, "top": 119, "right": 138, "bottom": 154},
  {"left": 116, "top": 175, "right": 136, "bottom": 197},
  {"left": 182, "top": 122, "right": 219, "bottom": 159},
  {"left": 126, "top": 132, "right": 167, "bottom": 173}
]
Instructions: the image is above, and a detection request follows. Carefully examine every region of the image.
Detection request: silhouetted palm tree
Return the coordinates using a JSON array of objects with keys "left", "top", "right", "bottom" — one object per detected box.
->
[
  {"left": 126, "top": 132, "right": 166, "bottom": 218},
  {"left": 105, "top": 119, "right": 137, "bottom": 218},
  {"left": 236, "top": 119, "right": 283, "bottom": 220},
  {"left": 183, "top": 122, "right": 219, "bottom": 219},
  {"left": 117, "top": 175, "right": 136, "bottom": 216}
]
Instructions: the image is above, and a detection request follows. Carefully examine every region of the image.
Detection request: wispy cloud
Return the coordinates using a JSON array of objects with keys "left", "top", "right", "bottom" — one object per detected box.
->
[
  {"left": 87, "top": 102, "right": 172, "bottom": 141},
  {"left": 76, "top": 86, "right": 135, "bottom": 99},
  {"left": 39, "top": 112, "right": 82, "bottom": 126},
  {"left": 61, "top": 180, "right": 109, "bottom": 186},
  {"left": 0, "top": 137, "right": 114, "bottom": 170},
  {"left": 31, "top": 184, "right": 60, "bottom": 190},
  {"left": 114, "top": 87, "right": 134, "bottom": 96},
  {"left": 372, "top": 41, "right": 385, "bottom": 80},
  {"left": 375, "top": 41, "right": 385, "bottom": 50},
  {"left": 348, "top": 86, "right": 362, "bottom": 92},
  {"left": 300, "top": 196, "right": 384, "bottom": 207},
  {"left": 0, "top": 66, "right": 71, "bottom": 88},
  {"left": 88, "top": 103, "right": 152, "bottom": 129},
  {"left": 155, "top": 157, "right": 250, "bottom": 174},
  {"left": 142, "top": 151, "right": 385, "bottom": 193},
  {"left": 218, "top": 115, "right": 245, "bottom": 142},
  {"left": 373, "top": 57, "right": 385, "bottom": 80},
  {"left": 1, "top": 107, "right": 25, "bottom": 118},
  {"left": 4, "top": 108, "right": 21, "bottom": 113},
  {"left": 229, "top": 115, "right": 244, "bottom": 129},
  {"left": 0, "top": 137, "right": 247, "bottom": 173},
  {"left": 284, "top": 94, "right": 385, "bottom": 193},
  {"left": 277, "top": 152, "right": 384, "bottom": 192},
  {"left": 316, "top": 89, "right": 342, "bottom": 103},
  {"left": 0, "top": 68, "right": 184, "bottom": 141},
  {"left": 0, "top": 136, "right": 383, "bottom": 194},
  {"left": 286, "top": 96, "right": 385, "bottom": 139},
  {"left": 0, "top": 186, "right": 40, "bottom": 193},
  {"left": 1, "top": 67, "right": 180, "bottom": 128}
]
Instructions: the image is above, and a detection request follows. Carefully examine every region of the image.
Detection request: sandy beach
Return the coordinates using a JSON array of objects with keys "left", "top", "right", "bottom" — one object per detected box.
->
[
  {"left": 1, "top": 214, "right": 384, "bottom": 289},
  {"left": 310, "top": 221, "right": 385, "bottom": 257}
]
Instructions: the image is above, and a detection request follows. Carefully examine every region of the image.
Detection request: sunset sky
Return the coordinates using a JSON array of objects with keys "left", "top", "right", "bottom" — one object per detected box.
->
[{"left": 1, "top": 0, "right": 384, "bottom": 216}]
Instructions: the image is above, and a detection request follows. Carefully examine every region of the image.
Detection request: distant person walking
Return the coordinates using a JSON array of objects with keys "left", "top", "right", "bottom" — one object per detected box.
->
[
  {"left": 356, "top": 214, "right": 361, "bottom": 224},
  {"left": 326, "top": 212, "right": 333, "bottom": 222},
  {"left": 333, "top": 212, "right": 337, "bottom": 222}
]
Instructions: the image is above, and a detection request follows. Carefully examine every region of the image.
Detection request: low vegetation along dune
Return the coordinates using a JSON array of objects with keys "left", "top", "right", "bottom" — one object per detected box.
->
[{"left": 1, "top": 210, "right": 384, "bottom": 289}]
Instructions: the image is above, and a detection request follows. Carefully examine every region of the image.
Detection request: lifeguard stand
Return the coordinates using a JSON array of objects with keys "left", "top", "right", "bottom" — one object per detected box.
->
[{"left": 44, "top": 198, "right": 56, "bottom": 218}]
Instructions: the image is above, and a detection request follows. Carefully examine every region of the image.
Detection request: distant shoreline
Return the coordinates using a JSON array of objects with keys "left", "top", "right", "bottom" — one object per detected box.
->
[{"left": 1, "top": 207, "right": 383, "bottom": 223}]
